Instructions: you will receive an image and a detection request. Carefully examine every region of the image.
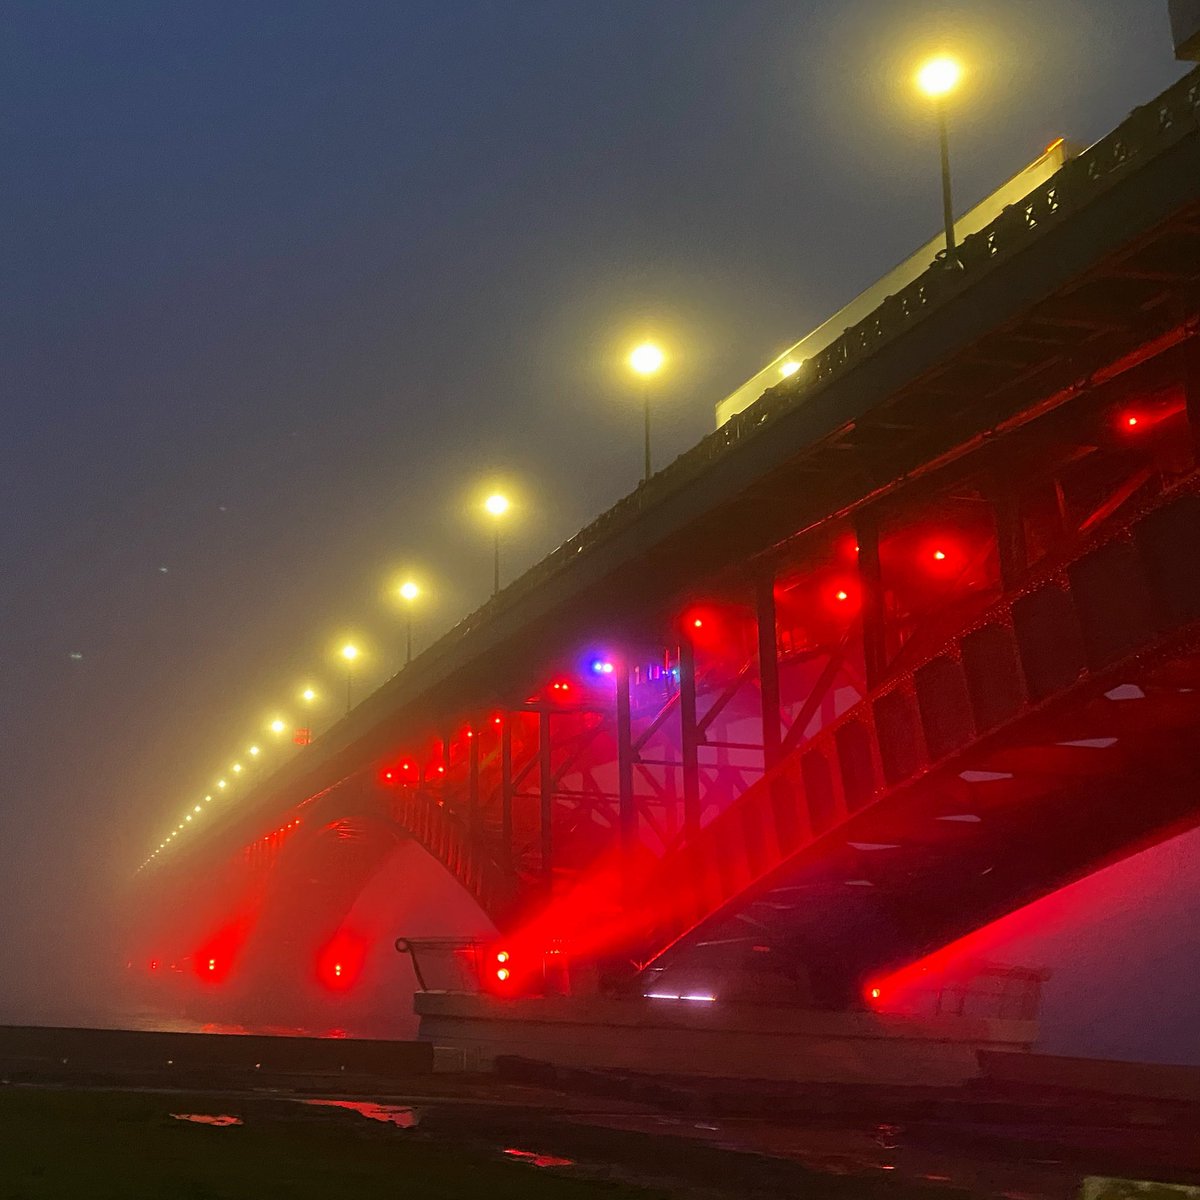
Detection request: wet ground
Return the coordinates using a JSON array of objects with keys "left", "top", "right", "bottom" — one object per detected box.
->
[
  {"left": 2, "top": 1072, "right": 1198, "bottom": 1200},
  {"left": 1, "top": 1014, "right": 1197, "bottom": 1198}
]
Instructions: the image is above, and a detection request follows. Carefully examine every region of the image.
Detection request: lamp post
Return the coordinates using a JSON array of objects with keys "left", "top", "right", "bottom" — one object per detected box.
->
[
  {"left": 629, "top": 342, "right": 665, "bottom": 482},
  {"left": 398, "top": 581, "right": 420, "bottom": 665},
  {"left": 340, "top": 643, "right": 359, "bottom": 714},
  {"left": 916, "top": 55, "right": 963, "bottom": 257},
  {"left": 484, "top": 494, "right": 509, "bottom": 596},
  {"left": 297, "top": 686, "right": 317, "bottom": 745}
]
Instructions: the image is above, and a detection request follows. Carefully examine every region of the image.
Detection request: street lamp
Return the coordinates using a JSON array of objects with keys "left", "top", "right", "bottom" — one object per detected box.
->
[
  {"left": 294, "top": 686, "right": 318, "bottom": 745},
  {"left": 341, "top": 642, "right": 360, "bottom": 714},
  {"left": 629, "top": 342, "right": 665, "bottom": 483},
  {"left": 484, "top": 494, "right": 509, "bottom": 596},
  {"left": 398, "top": 580, "right": 420, "bottom": 665},
  {"left": 916, "top": 54, "right": 963, "bottom": 257}
]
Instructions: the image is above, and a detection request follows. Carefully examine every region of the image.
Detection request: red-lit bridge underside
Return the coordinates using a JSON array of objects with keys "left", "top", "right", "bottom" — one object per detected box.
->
[
  {"left": 134, "top": 68, "right": 1200, "bottom": 1013},
  {"left": 391, "top": 485, "right": 1200, "bottom": 1000}
]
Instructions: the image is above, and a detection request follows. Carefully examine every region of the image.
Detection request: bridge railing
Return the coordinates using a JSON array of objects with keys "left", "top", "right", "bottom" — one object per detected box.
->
[{"left": 386, "top": 66, "right": 1200, "bottom": 696}]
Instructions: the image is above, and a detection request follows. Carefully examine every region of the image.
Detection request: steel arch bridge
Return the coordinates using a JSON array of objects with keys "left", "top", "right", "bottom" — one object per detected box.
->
[{"left": 130, "top": 66, "right": 1200, "bottom": 1021}]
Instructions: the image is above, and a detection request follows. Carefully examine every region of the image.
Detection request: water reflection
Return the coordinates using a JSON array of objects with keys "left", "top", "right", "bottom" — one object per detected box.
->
[
  {"left": 503, "top": 1148, "right": 576, "bottom": 1169},
  {"left": 302, "top": 1099, "right": 420, "bottom": 1128}
]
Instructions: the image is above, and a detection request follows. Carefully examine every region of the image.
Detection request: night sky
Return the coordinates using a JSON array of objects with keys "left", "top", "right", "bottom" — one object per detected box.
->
[{"left": 0, "top": 1, "right": 1188, "bottom": 1023}]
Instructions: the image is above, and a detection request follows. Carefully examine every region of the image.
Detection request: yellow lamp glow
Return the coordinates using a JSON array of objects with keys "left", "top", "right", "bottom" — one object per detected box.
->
[
  {"left": 778, "top": 360, "right": 801, "bottom": 378},
  {"left": 248, "top": 745, "right": 260, "bottom": 757},
  {"left": 269, "top": 718, "right": 286, "bottom": 734},
  {"left": 217, "top": 779, "right": 227, "bottom": 789},
  {"left": 484, "top": 493, "right": 509, "bottom": 517},
  {"left": 341, "top": 643, "right": 359, "bottom": 662},
  {"left": 231, "top": 763, "right": 242, "bottom": 774},
  {"left": 399, "top": 581, "right": 419, "bottom": 602},
  {"left": 629, "top": 342, "right": 665, "bottom": 376},
  {"left": 916, "top": 55, "right": 962, "bottom": 98},
  {"left": 301, "top": 687, "right": 316, "bottom": 703}
]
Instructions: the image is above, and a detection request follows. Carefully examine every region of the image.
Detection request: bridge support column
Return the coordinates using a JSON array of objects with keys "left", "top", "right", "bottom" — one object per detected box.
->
[
  {"left": 539, "top": 709, "right": 553, "bottom": 882},
  {"left": 856, "top": 515, "right": 888, "bottom": 690},
  {"left": 616, "top": 658, "right": 637, "bottom": 870},
  {"left": 679, "top": 634, "right": 701, "bottom": 837},
  {"left": 756, "top": 575, "right": 782, "bottom": 772},
  {"left": 501, "top": 718, "right": 514, "bottom": 875},
  {"left": 468, "top": 724, "right": 480, "bottom": 839},
  {"left": 991, "top": 485, "right": 1028, "bottom": 590}
]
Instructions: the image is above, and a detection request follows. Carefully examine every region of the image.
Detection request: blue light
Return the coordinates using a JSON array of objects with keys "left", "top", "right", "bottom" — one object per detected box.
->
[{"left": 590, "top": 659, "right": 615, "bottom": 676}]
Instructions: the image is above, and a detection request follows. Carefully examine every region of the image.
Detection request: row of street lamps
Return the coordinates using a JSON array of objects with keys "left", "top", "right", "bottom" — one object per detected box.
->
[{"left": 141, "top": 55, "right": 966, "bottom": 868}]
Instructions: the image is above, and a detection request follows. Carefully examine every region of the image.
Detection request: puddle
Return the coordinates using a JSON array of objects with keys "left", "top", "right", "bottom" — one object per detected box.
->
[
  {"left": 302, "top": 1099, "right": 420, "bottom": 1128},
  {"left": 170, "top": 1113, "right": 243, "bottom": 1127},
  {"left": 504, "top": 1147, "right": 576, "bottom": 1169}
]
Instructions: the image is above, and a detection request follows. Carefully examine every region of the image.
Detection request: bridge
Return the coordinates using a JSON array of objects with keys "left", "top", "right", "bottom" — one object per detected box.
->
[{"left": 130, "top": 65, "right": 1200, "bottom": 1048}]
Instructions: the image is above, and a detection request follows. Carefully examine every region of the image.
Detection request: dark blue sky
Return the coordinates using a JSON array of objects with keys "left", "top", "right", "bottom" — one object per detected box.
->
[{"left": 0, "top": 0, "right": 1186, "bottom": 1014}]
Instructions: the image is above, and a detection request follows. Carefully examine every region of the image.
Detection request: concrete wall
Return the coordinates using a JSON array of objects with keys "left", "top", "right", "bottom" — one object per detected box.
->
[{"left": 415, "top": 991, "right": 1035, "bottom": 1087}]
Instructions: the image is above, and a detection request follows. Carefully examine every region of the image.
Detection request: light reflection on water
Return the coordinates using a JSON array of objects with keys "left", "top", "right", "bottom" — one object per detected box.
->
[{"left": 302, "top": 1099, "right": 420, "bottom": 1128}]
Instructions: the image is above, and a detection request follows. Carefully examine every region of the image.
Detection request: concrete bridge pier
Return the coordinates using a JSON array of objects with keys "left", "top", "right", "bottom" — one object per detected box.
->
[{"left": 412, "top": 990, "right": 1035, "bottom": 1086}]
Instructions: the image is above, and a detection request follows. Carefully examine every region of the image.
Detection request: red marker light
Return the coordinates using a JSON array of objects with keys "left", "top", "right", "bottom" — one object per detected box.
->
[
  {"left": 1127, "top": 416, "right": 1139, "bottom": 427},
  {"left": 207, "top": 959, "right": 216, "bottom": 972},
  {"left": 933, "top": 550, "right": 946, "bottom": 561},
  {"left": 835, "top": 590, "right": 849, "bottom": 602},
  {"left": 496, "top": 950, "right": 510, "bottom": 964},
  {"left": 496, "top": 967, "right": 510, "bottom": 982},
  {"left": 693, "top": 618, "right": 703, "bottom": 628},
  {"left": 870, "top": 986, "right": 881, "bottom": 1000}
]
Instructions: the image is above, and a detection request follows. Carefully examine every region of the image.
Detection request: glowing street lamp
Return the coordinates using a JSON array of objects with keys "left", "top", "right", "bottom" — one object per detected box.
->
[
  {"left": 269, "top": 717, "right": 287, "bottom": 736},
  {"left": 398, "top": 580, "right": 420, "bottom": 665},
  {"left": 629, "top": 341, "right": 665, "bottom": 483},
  {"left": 291, "top": 686, "right": 319, "bottom": 746},
  {"left": 340, "top": 642, "right": 360, "bottom": 715},
  {"left": 916, "top": 54, "right": 964, "bottom": 256},
  {"left": 484, "top": 494, "right": 509, "bottom": 596}
]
